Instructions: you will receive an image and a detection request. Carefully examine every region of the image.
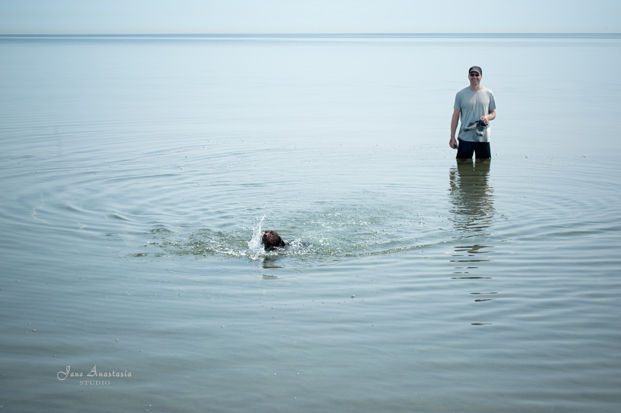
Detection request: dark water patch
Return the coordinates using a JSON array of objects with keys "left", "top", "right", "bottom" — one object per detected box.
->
[
  {"left": 454, "top": 245, "right": 493, "bottom": 253},
  {"left": 452, "top": 277, "right": 493, "bottom": 279}
]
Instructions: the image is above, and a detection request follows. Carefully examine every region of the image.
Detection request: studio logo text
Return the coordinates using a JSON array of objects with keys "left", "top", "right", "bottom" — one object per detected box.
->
[{"left": 57, "top": 365, "right": 132, "bottom": 385}]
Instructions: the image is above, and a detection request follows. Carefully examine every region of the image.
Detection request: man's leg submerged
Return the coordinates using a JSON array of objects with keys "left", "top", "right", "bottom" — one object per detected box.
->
[
  {"left": 456, "top": 139, "right": 474, "bottom": 160},
  {"left": 474, "top": 142, "right": 491, "bottom": 163}
]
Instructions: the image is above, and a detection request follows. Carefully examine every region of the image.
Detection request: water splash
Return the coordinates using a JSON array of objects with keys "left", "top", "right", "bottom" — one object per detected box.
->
[
  {"left": 147, "top": 207, "right": 443, "bottom": 263},
  {"left": 247, "top": 215, "right": 265, "bottom": 252}
]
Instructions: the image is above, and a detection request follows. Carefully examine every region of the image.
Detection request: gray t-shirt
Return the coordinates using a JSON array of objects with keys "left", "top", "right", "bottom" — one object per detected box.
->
[{"left": 454, "top": 86, "right": 497, "bottom": 142}]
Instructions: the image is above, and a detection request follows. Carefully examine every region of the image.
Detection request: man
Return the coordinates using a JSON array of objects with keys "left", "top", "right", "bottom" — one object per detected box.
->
[{"left": 450, "top": 66, "right": 496, "bottom": 161}]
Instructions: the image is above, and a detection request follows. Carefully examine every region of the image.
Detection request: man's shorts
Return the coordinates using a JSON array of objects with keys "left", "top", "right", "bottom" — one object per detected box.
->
[{"left": 456, "top": 139, "right": 491, "bottom": 159}]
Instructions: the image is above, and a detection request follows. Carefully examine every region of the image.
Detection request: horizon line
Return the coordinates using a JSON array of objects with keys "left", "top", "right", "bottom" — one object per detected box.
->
[{"left": 1, "top": 32, "right": 620, "bottom": 36}]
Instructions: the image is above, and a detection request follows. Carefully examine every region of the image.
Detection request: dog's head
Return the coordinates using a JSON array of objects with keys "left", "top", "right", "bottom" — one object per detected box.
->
[{"left": 262, "top": 230, "right": 286, "bottom": 250}]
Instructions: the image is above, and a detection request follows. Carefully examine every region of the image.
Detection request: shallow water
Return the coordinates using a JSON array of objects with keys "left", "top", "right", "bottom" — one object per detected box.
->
[{"left": 1, "top": 34, "right": 621, "bottom": 412}]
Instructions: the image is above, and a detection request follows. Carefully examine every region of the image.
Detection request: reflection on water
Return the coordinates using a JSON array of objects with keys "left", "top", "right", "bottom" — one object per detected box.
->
[
  {"left": 448, "top": 161, "right": 497, "bottom": 322},
  {"left": 261, "top": 256, "right": 283, "bottom": 269},
  {"left": 449, "top": 161, "right": 494, "bottom": 234}
]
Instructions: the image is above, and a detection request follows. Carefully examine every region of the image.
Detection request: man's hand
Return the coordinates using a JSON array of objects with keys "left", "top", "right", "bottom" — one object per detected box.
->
[
  {"left": 449, "top": 137, "right": 457, "bottom": 149},
  {"left": 479, "top": 109, "right": 496, "bottom": 125}
]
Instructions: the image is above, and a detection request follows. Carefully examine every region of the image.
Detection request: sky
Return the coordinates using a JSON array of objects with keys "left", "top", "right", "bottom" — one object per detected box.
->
[{"left": 0, "top": 0, "right": 620, "bottom": 34}]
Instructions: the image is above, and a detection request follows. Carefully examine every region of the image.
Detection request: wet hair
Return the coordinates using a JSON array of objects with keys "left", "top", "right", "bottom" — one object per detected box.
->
[{"left": 262, "top": 230, "right": 286, "bottom": 250}]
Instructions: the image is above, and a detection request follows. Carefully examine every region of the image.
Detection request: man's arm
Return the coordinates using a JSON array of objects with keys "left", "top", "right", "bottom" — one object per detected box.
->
[
  {"left": 449, "top": 108, "right": 460, "bottom": 149},
  {"left": 480, "top": 109, "right": 496, "bottom": 125}
]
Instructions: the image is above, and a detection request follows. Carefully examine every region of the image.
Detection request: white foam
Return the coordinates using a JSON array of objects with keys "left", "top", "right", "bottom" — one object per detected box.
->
[{"left": 247, "top": 215, "right": 266, "bottom": 253}]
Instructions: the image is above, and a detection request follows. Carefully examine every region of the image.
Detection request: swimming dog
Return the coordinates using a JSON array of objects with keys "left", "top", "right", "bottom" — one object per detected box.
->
[{"left": 262, "top": 230, "right": 286, "bottom": 251}]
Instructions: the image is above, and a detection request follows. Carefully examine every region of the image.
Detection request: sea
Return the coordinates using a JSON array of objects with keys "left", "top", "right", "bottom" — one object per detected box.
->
[{"left": 1, "top": 34, "right": 621, "bottom": 412}]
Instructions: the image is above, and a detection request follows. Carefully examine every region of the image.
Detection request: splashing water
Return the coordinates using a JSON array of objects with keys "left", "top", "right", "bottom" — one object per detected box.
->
[
  {"left": 148, "top": 205, "right": 441, "bottom": 264},
  {"left": 247, "top": 215, "right": 266, "bottom": 252}
]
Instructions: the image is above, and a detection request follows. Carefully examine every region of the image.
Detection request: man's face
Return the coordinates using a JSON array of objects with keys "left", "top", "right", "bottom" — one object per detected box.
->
[{"left": 469, "top": 71, "right": 481, "bottom": 87}]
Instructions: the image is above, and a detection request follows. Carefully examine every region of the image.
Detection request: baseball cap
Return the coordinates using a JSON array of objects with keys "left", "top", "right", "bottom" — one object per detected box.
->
[{"left": 469, "top": 66, "right": 482, "bottom": 75}]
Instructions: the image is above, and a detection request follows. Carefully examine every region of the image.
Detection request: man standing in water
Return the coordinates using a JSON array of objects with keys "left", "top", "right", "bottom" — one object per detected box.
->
[{"left": 449, "top": 66, "right": 496, "bottom": 161}]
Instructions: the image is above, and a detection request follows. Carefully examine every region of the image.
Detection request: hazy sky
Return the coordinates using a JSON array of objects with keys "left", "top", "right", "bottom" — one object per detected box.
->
[{"left": 1, "top": 0, "right": 620, "bottom": 34}]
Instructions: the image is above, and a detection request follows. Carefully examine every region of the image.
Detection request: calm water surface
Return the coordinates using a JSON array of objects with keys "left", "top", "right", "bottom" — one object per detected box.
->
[{"left": 1, "top": 35, "right": 621, "bottom": 412}]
